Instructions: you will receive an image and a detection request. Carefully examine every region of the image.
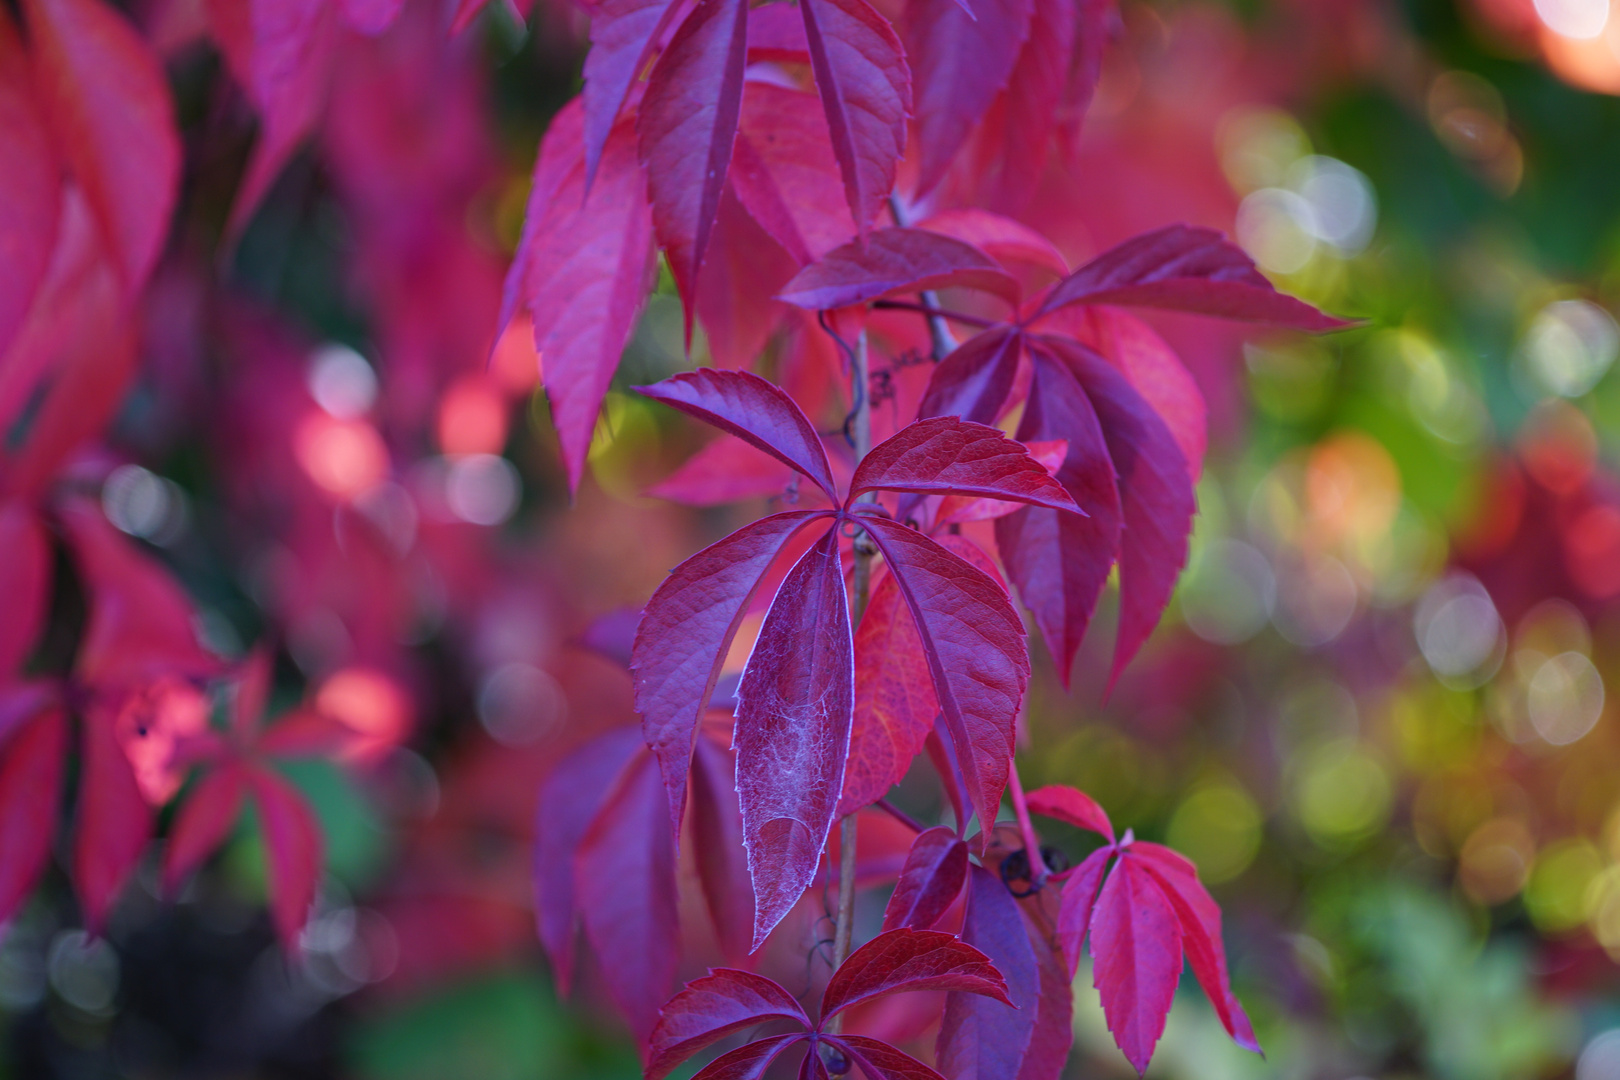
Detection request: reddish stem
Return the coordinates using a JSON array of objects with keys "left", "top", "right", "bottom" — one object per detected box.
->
[
  {"left": 875, "top": 798, "right": 925, "bottom": 834},
  {"left": 1007, "top": 760, "right": 1048, "bottom": 889}
]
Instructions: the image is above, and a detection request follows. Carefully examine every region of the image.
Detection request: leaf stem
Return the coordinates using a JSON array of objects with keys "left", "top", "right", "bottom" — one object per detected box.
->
[
  {"left": 875, "top": 797, "right": 925, "bottom": 834},
  {"left": 1007, "top": 761, "right": 1048, "bottom": 889},
  {"left": 886, "top": 194, "right": 957, "bottom": 361},
  {"left": 871, "top": 299, "right": 996, "bottom": 329}
]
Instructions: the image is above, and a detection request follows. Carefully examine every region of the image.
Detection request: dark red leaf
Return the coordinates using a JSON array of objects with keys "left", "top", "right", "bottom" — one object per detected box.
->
[
  {"left": 935, "top": 439, "right": 1067, "bottom": 526},
  {"left": 75, "top": 703, "right": 153, "bottom": 933},
  {"left": 637, "top": 369, "right": 839, "bottom": 499},
  {"left": 1130, "top": 843, "right": 1261, "bottom": 1054},
  {"left": 935, "top": 865, "right": 1037, "bottom": 1080},
  {"left": 161, "top": 761, "right": 247, "bottom": 894},
  {"left": 905, "top": 0, "right": 1034, "bottom": 195},
  {"left": 638, "top": 0, "right": 749, "bottom": 326},
  {"left": 840, "top": 568, "right": 937, "bottom": 816},
  {"left": 778, "top": 228, "right": 1019, "bottom": 312},
  {"left": 0, "top": 8, "right": 59, "bottom": 360},
  {"left": 822, "top": 927, "right": 1011, "bottom": 1020},
  {"left": 924, "top": 722, "right": 967, "bottom": 832},
  {"left": 648, "top": 968, "right": 811, "bottom": 1079},
  {"left": 849, "top": 416, "right": 1078, "bottom": 514},
  {"left": 0, "top": 707, "right": 66, "bottom": 924},
  {"left": 1017, "top": 902, "right": 1076, "bottom": 1080},
  {"left": 735, "top": 528, "right": 853, "bottom": 951},
  {"left": 1054, "top": 846, "right": 1111, "bottom": 976},
  {"left": 582, "top": 0, "right": 685, "bottom": 186},
  {"left": 577, "top": 749, "right": 680, "bottom": 1039},
  {"left": 1035, "top": 225, "right": 1350, "bottom": 330},
  {"left": 732, "top": 84, "right": 854, "bottom": 265},
  {"left": 917, "top": 326, "right": 1023, "bottom": 427},
  {"left": 882, "top": 828, "right": 967, "bottom": 931},
  {"left": 692, "top": 1034, "right": 808, "bottom": 1080},
  {"left": 917, "top": 210, "right": 1067, "bottom": 278},
  {"left": 647, "top": 434, "right": 797, "bottom": 507},
  {"left": 1070, "top": 306, "right": 1206, "bottom": 480},
  {"left": 691, "top": 731, "right": 754, "bottom": 963},
  {"left": 633, "top": 510, "right": 828, "bottom": 836},
  {"left": 1025, "top": 785, "right": 1114, "bottom": 843},
  {"left": 0, "top": 502, "right": 50, "bottom": 675},
  {"left": 247, "top": 763, "right": 322, "bottom": 947},
  {"left": 1089, "top": 853, "right": 1181, "bottom": 1075},
  {"left": 799, "top": 0, "right": 909, "bottom": 232},
  {"left": 857, "top": 515, "right": 1027, "bottom": 833},
  {"left": 23, "top": 0, "right": 180, "bottom": 290},
  {"left": 829, "top": 1034, "right": 946, "bottom": 1080}
]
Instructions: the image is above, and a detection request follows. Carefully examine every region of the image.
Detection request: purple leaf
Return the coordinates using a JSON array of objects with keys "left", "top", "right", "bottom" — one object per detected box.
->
[
  {"left": 778, "top": 228, "right": 1019, "bottom": 311},
  {"left": 0, "top": 707, "right": 66, "bottom": 924},
  {"left": 822, "top": 927, "right": 1011, "bottom": 1020},
  {"left": 799, "top": 0, "right": 910, "bottom": 233},
  {"left": 693, "top": 1035, "right": 808, "bottom": 1080},
  {"left": 1054, "top": 847, "right": 1111, "bottom": 977},
  {"left": 637, "top": 369, "right": 839, "bottom": 500},
  {"left": 1035, "top": 225, "right": 1350, "bottom": 330},
  {"left": 856, "top": 515, "right": 1027, "bottom": 833},
  {"left": 841, "top": 568, "right": 937, "bottom": 816},
  {"left": 829, "top": 1035, "right": 947, "bottom": 1080},
  {"left": 1089, "top": 853, "right": 1182, "bottom": 1075},
  {"left": 1025, "top": 785, "right": 1114, "bottom": 844},
  {"left": 1017, "top": 905, "right": 1076, "bottom": 1080},
  {"left": 849, "top": 416, "right": 1078, "bottom": 514},
  {"left": 735, "top": 528, "right": 854, "bottom": 951},
  {"left": 935, "top": 866, "right": 1037, "bottom": 1080},
  {"left": 633, "top": 511, "right": 828, "bottom": 836},
  {"left": 648, "top": 969, "right": 811, "bottom": 1079},
  {"left": 882, "top": 827, "right": 968, "bottom": 931},
  {"left": 917, "top": 326, "right": 1022, "bottom": 426},
  {"left": 582, "top": 0, "right": 686, "bottom": 187},
  {"left": 691, "top": 732, "right": 755, "bottom": 963}
]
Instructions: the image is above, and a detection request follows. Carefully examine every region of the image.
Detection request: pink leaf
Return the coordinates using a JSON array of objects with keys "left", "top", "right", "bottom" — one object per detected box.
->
[
  {"left": 779, "top": 228, "right": 1019, "bottom": 312},
  {"left": 692, "top": 1035, "right": 808, "bottom": 1080},
  {"left": 849, "top": 416, "right": 1078, "bottom": 514},
  {"left": 696, "top": 190, "right": 801, "bottom": 369},
  {"left": 648, "top": 969, "right": 811, "bottom": 1080},
  {"left": 735, "top": 528, "right": 853, "bottom": 951},
  {"left": 576, "top": 750, "right": 680, "bottom": 1040},
  {"left": 1089, "top": 854, "right": 1181, "bottom": 1075},
  {"left": 1054, "top": 846, "right": 1111, "bottom": 976},
  {"left": 799, "top": 0, "right": 910, "bottom": 233},
  {"left": 638, "top": 0, "right": 749, "bottom": 327},
  {"left": 161, "top": 762, "right": 247, "bottom": 894},
  {"left": 691, "top": 732, "right": 754, "bottom": 963},
  {"left": 0, "top": 707, "right": 66, "bottom": 924},
  {"left": 496, "top": 99, "right": 584, "bottom": 340},
  {"left": 856, "top": 515, "right": 1027, "bottom": 835},
  {"left": 1025, "top": 785, "right": 1114, "bottom": 843},
  {"left": 917, "top": 209, "right": 1068, "bottom": 278},
  {"left": 822, "top": 927, "right": 1011, "bottom": 1020},
  {"left": 1130, "top": 843, "right": 1261, "bottom": 1054},
  {"left": 935, "top": 865, "right": 1037, "bottom": 1080},
  {"left": 1070, "top": 306, "right": 1206, "bottom": 480},
  {"left": 632, "top": 510, "right": 828, "bottom": 836},
  {"left": 732, "top": 84, "right": 855, "bottom": 264},
  {"left": 230, "top": 647, "right": 274, "bottom": 742},
  {"left": 0, "top": 502, "right": 50, "bottom": 675},
  {"left": 0, "top": 8, "right": 59, "bottom": 360},
  {"left": 247, "top": 763, "right": 322, "bottom": 947},
  {"left": 1035, "top": 225, "right": 1350, "bottom": 330},
  {"left": 647, "top": 434, "right": 797, "bottom": 507},
  {"left": 994, "top": 346, "right": 1120, "bottom": 687},
  {"left": 917, "top": 326, "right": 1023, "bottom": 426},
  {"left": 75, "top": 703, "right": 153, "bottom": 933},
  {"left": 829, "top": 1034, "right": 947, "bottom": 1080},
  {"left": 905, "top": 0, "right": 1034, "bottom": 195},
  {"left": 637, "top": 369, "right": 839, "bottom": 499},
  {"left": 840, "top": 569, "right": 937, "bottom": 816},
  {"left": 582, "top": 0, "right": 685, "bottom": 186},
  {"left": 23, "top": 0, "right": 180, "bottom": 291},
  {"left": 1060, "top": 0, "right": 1115, "bottom": 142},
  {"left": 882, "top": 828, "right": 968, "bottom": 931},
  {"left": 338, "top": 0, "right": 402, "bottom": 32}
]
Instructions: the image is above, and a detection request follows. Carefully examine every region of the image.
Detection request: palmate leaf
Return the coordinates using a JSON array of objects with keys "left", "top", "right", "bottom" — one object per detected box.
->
[
  {"left": 840, "top": 567, "right": 936, "bottom": 817},
  {"left": 821, "top": 927, "right": 1012, "bottom": 1019},
  {"left": 648, "top": 969, "right": 811, "bottom": 1080},
  {"left": 777, "top": 228, "right": 1019, "bottom": 311},
  {"left": 881, "top": 827, "right": 968, "bottom": 931}
]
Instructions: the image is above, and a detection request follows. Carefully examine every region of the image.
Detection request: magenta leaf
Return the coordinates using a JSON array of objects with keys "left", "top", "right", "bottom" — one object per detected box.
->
[
  {"left": 0, "top": 503, "right": 49, "bottom": 675},
  {"left": 746, "top": 2, "right": 809, "bottom": 59},
  {"left": 693, "top": 1035, "right": 808, "bottom": 1080},
  {"left": 637, "top": 368, "right": 839, "bottom": 499},
  {"left": 840, "top": 568, "right": 937, "bottom": 816},
  {"left": 691, "top": 732, "right": 754, "bottom": 963},
  {"left": 778, "top": 228, "right": 1019, "bottom": 311},
  {"left": 582, "top": 0, "right": 686, "bottom": 186},
  {"left": 1017, "top": 910, "right": 1077, "bottom": 1080},
  {"left": 735, "top": 528, "right": 854, "bottom": 951},
  {"left": 917, "top": 326, "right": 1023, "bottom": 426},
  {"left": 1025, "top": 784, "right": 1114, "bottom": 843},
  {"left": 639, "top": 0, "right": 749, "bottom": 326},
  {"left": 799, "top": 0, "right": 910, "bottom": 232},
  {"left": 935, "top": 865, "right": 1037, "bottom": 1080},
  {"left": 1089, "top": 853, "right": 1182, "bottom": 1075},
  {"left": 0, "top": 9, "right": 59, "bottom": 360},
  {"left": 647, "top": 434, "right": 798, "bottom": 507},
  {"left": 337, "top": 0, "right": 401, "bottom": 32},
  {"left": 856, "top": 515, "right": 1027, "bottom": 832},
  {"left": 822, "top": 927, "right": 1012, "bottom": 1020},
  {"left": 829, "top": 1034, "right": 947, "bottom": 1080},
  {"left": 633, "top": 511, "right": 828, "bottom": 836},
  {"left": 496, "top": 98, "right": 583, "bottom": 340},
  {"left": 1076, "top": 306, "right": 1207, "bottom": 479},
  {"left": 731, "top": 84, "right": 855, "bottom": 265},
  {"left": 162, "top": 762, "right": 248, "bottom": 895},
  {"left": 918, "top": 209, "right": 1068, "bottom": 278},
  {"left": 962, "top": 0, "right": 1074, "bottom": 215},
  {"left": 1035, "top": 225, "right": 1350, "bottom": 330},
  {"left": 247, "top": 764, "right": 322, "bottom": 947},
  {"left": 576, "top": 750, "right": 680, "bottom": 1040},
  {"left": 648, "top": 969, "right": 811, "bottom": 1080},
  {"left": 1055, "top": 846, "right": 1111, "bottom": 976},
  {"left": 849, "top": 416, "right": 1079, "bottom": 514},
  {"left": 882, "top": 828, "right": 968, "bottom": 931},
  {"left": 697, "top": 189, "right": 802, "bottom": 369},
  {"left": 75, "top": 704, "right": 154, "bottom": 933},
  {"left": 0, "top": 707, "right": 66, "bottom": 924}
]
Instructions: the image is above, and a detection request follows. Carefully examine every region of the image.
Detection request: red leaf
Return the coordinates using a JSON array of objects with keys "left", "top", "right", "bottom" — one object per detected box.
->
[
  {"left": 823, "top": 927, "right": 1011, "bottom": 1020},
  {"left": 576, "top": 750, "right": 680, "bottom": 1039},
  {"left": 936, "top": 439, "right": 1067, "bottom": 526},
  {"left": 1017, "top": 904, "right": 1076, "bottom": 1080},
  {"left": 849, "top": 416, "right": 1078, "bottom": 514},
  {"left": 840, "top": 568, "right": 937, "bottom": 816},
  {"left": 779, "top": 228, "right": 1019, "bottom": 312},
  {"left": 161, "top": 761, "right": 247, "bottom": 894},
  {"left": 696, "top": 189, "right": 801, "bottom": 369},
  {"left": 647, "top": 434, "right": 797, "bottom": 507},
  {"left": 75, "top": 703, "right": 153, "bottom": 933},
  {"left": 231, "top": 647, "right": 274, "bottom": 743},
  {"left": 637, "top": 369, "right": 839, "bottom": 499},
  {"left": 692, "top": 1035, "right": 808, "bottom": 1080},
  {"left": 735, "top": 528, "right": 853, "bottom": 951},
  {"left": 247, "top": 764, "right": 322, "bottom": 947},
  {"left": 829, "top": 1034, "right": 946, "bottom": 1080},
  {"left": 0, "top": 8, "right": 59, "bottom": 360},
  {"left": 582, "top": 0, "right": 686, "bottom": 186},
  {"left": 1089, "top": 854, "right": 1181, "bottom": 1075},
  {"left": 0, "top": 502, "right": 50, "bottom": 675},
  {"left": 1025, "top": 785, "right": 1114, "bottom": 843},
  {"left": 799, "top": 0, "right": 910, "bottom": 233},
  {"left": 917, "top": 326, "right": 1023, "bottom": 426},
  {"left": 0, "top": 707, "right": 66, "bottom": 923},
  {"left": 497, "top": 99, "right": 583, "bottom": 340},
  {"left": 638, "top": 0, "right": 749, "bottom": 327},
  {"left": 917, "top": 210, "right": 1068, "bottom": 278},
  {"left": 1130, "top": 843, "right": 1260, "bottom": 1054},
  {"left": 1054, "top": 846, "right": 1110, "bottom": 976},
  {"left": 964, "top": 0, "right": 1074, "bottom": 216},
  {"left": 632, "top": 510, "right": 828, "bottom": 836},
  {"left": 533, "top": 726, "right": 644, "bottom": 995},
  {"left": 905, "top": 0, "right": 1034, "bottom": 195},
  {"left": 882, "top": 828, "right": 967, "bottom": 931},
  {"left": 993, "top": 346, "right": 1120, "bottom": 687},
  {"left": 935, "top": 865, "right": 1037, "bottom": 1080},
  {"left": 1070, "top": 306, "right": 1206, "bottom": 480},
  {"left": 23, "top": 0, "right": 180, "bottom": 290},
  {"left": 648, "top": 968, "right": 811, "bottom": 1079},
  {"left": 856, "top": 515, "right": 1027, "bottom": 833},
  {"left": 338, "top": 0, "right": 401, "bottom": 33},
  {"left": 691, "top": 732, "right": 754, "bottom": 963},
  {"left": 732, "top": 84, "right": 854, "bottom": 265},
  {"left": 1035, "top": 225, "right": 1350, "bottom": 330}
]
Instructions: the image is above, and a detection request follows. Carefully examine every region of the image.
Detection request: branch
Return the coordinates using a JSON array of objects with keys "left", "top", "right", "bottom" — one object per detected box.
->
[
  {"left": 871, "top": 299, "right": 996, "bottom": 329},
  {"left": 886, "top": 194, "right": 957, "bottom": 361}
]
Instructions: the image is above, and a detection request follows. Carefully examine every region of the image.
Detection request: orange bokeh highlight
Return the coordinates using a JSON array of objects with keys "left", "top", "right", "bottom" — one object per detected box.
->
[
  {"left": 1304, "top": 431, "right": 1401, "bottom": 548},
  {"left": 295, "top": 413, "right": 390, "bottom": 499},
  {"left": 315, "top": 667, "right": 412, "bottom": 762},
  {"left": 1540, "top": 17, "right": 1620, "bottom": 95},
  {"left": 490, "top": 316, "right": 541, "bottom": 394},
  {"left": 437, "top": 374, "right": 509, "bottom": 457},
  {"left": 114, "top": 677, "right": 213, "bottom": 805}
]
